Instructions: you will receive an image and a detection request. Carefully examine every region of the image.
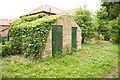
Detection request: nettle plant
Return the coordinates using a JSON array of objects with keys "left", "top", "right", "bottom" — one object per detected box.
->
[{"left": 10, "top": 13, "right": 59, "bottom": 58}]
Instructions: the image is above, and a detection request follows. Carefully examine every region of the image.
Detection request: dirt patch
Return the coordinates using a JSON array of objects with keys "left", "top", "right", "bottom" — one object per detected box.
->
[{"left": 105, "top": 68, "right": 118, "bottom": 78}]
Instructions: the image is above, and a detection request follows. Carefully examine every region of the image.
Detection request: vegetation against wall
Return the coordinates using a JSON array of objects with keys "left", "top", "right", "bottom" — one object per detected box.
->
[
  {"left": 1, "top": 41, "right": 12, "bottom": 56},
  {"left": 12, "top": 13, "right": 46, "bottom": 26},
  {"left": 9, "top": 13, "right": 59, "bottom": 58}
]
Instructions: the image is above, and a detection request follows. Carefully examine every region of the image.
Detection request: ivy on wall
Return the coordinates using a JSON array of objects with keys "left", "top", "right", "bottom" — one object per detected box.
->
[{"left": 10, "top": 13, "right": 59, "bottom": 58}]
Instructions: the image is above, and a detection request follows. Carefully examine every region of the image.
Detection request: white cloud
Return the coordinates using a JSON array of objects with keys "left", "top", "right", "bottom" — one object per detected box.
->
[{"left": 0, "top": 0, "right": 101, "bottom": 19}]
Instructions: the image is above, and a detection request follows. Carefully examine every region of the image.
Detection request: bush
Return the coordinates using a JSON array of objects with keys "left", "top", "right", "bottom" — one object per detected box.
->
[{"left": 2, "top": 41, "right": 12, "bottom": 56}]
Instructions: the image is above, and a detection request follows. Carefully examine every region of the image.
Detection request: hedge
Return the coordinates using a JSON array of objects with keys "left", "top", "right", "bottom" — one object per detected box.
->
[{"left": 10, "top": 13, "right": 59, "bottom": 58}]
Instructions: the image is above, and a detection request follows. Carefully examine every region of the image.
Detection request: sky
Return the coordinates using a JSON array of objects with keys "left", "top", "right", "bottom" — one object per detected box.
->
[{"left": 0, "top": 0, "right": 101, "bottom": 19}]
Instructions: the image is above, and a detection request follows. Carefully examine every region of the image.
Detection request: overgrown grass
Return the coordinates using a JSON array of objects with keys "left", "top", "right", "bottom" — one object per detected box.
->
[{"left": 2, "top": 41, "right": 118, "bottom": 78}]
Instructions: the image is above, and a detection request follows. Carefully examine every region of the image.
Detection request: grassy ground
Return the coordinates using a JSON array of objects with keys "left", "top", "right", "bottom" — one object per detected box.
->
[{"left": 1, "top": 41, "right": 118, "bottom": 78}]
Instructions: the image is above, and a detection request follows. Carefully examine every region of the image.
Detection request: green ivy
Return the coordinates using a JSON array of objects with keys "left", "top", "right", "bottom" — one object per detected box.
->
[
  {"left": 12, "top": 13, "right": 46, "bottom": 26},
  {"left": 10, "top": 13, "right": 59, "bottom": 58}
]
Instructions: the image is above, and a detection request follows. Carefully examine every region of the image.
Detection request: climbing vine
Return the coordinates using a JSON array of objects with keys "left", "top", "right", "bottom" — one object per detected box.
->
[{"left": 10, "top": 13, "right": 59, "bottom": 58}]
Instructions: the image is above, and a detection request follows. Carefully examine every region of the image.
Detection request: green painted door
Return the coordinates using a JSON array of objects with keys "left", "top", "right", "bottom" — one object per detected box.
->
[
  {"left": 52, "top": 26, "right": 62, "bottom": 56},
  {"left": 72, "top": 27, "right": 77, "bottom": 49},
  {"left": 0, "top": 34, "right": 2, "bottom": 43},
  {"left": 7, "top": 32, "right": 10, "bottom": 41}
]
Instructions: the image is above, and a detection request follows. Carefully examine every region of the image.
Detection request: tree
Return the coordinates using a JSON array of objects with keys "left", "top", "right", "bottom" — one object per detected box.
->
[
  {"left": 101, "top": 1, "right": 120, "bottom": 20},
  {"left": 96, "top": 6, "right": 110, "bottom": 40},
  {"left": 108, "top": 14, "right": 120, "bottom": 43},
  {"left": 100, "top": 1, "right": 120, "bottom": 43},
  {"left": 72, "top": 8, "right": 94, "bottom": 43}
]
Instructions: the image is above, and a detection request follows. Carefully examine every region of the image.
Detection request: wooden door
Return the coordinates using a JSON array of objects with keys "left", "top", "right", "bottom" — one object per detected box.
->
[
  {"left": 72, "top": 27, "right": 77, "bottom": 49},
  {"left": 52, "top": 26, "right": 62, "bottom": 56}
]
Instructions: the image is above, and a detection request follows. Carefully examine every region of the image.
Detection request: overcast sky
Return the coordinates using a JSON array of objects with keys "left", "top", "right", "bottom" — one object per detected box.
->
[{"left": 0, "top": 0, "right": 101, "bottom": 19}]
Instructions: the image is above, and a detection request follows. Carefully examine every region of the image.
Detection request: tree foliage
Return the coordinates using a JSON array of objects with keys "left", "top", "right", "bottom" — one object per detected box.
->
[
  {"left": 72, "top": 8, "right": 95, "bottom": 43},
  {"left": 100, "top": 1, "right": 120, "bottom": 43},
  {"left": 101, "top": 1, "right": 120, "bottom": 20},
  {"left": 96, "top": 6, "right": 110, "bottom": 40},
  {"left": 108, "top": 14, "right": 120, "bottom": 43}
]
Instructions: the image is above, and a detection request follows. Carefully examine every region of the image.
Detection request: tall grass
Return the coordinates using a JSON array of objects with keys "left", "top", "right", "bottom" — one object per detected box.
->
[{"left": 2, "top": 41, "right": 118, "bottom": 78}]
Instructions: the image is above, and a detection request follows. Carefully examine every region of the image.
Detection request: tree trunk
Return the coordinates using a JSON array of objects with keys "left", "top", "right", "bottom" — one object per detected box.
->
[{"left": 81, "top": 37, "right": 85, "bottom": 44}]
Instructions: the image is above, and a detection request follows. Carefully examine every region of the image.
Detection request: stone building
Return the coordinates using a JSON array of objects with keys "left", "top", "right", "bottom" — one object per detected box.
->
[
  {"left": 42, "top": 14, "right": 82, "bottom": 57},
  {"left": 20, "top": 5, "right": 82, "bottom": 57}
]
